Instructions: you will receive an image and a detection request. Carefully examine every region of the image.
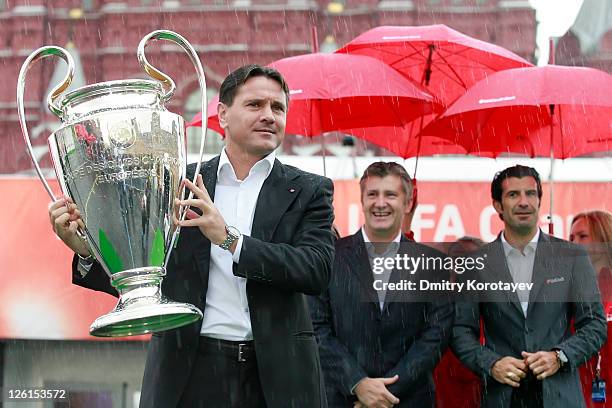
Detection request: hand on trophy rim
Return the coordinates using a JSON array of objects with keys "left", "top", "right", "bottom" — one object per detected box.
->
[
  {"left": 48, "top": 196, "right": 90, "bottom": 257},
  {"left": 174, "top": 174, "right": 228, "bottom": 247}
]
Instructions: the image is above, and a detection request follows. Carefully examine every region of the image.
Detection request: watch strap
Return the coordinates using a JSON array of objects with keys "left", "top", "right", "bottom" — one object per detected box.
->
[{"left": 219, "top": 226, "right": 240, "bottom": 251}]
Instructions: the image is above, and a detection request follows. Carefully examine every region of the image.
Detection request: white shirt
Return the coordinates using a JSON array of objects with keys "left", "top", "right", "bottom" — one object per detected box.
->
[
  {"left": 361, "top": 228, "right": 402, "bottom": 310},
  {"left": 501, "top": 228, "right": 540, "bottom": 316},
  {"left": 199, "top": 148, "right": 276, "bottom": 340}
]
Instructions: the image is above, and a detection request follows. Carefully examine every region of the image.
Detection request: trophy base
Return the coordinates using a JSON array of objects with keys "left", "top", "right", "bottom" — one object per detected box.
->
[
  {"left": 89, "top": 266, "right": 203, "bottom": 337},
  {"left": 89, "top": 301, "right": 203, "bottom": 337}
]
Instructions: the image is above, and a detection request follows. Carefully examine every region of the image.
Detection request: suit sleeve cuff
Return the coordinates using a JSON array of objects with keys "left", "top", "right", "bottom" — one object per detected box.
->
[
  {"left": 552, "top": 346, "right": 571, "bottom": 371},
  {"left": 232, "top": 234, "right": 244, "bottom": 263},
  {"left": 485, "top": 353, "right": 504, "bottom": 377},
  {"left": 77, "top": 255, "right": 95, "bottom": 278},
  {"left": 351, "top": 377, "right": 366, "bottom": 395}
]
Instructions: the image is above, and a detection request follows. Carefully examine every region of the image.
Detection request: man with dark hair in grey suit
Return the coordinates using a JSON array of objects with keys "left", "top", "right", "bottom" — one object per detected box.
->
[{"left": 452, "top": 165, "right": 607, "bottom": 408}]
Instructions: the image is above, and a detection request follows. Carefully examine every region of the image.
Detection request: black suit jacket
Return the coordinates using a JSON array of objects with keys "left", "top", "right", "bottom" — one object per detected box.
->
[
  {"left": 451, "top": 232, "right": 607, "bottom": 408},
  {"left": 309, "top": 231, "right": 454, "bottom": 407},
  {"left": 72, "top": 156, "right": 335, "bottom": 408}
]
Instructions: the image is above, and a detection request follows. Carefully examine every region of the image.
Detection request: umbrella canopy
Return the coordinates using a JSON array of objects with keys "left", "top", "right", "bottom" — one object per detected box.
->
[
  {"left": 336, "top": 24, "right": 533, "bottom": 106},
  {"left": 420, "top": 65, "right": 612, "bottom": 158},
  {"left": 344, "top": 122, "right": 476, "bottom": 158},
  {"left": 187, "top": 96, "right": 222, "bottom": 132},
  {"left": 188, "top": 52, "right": 443, "bottom": 136}
]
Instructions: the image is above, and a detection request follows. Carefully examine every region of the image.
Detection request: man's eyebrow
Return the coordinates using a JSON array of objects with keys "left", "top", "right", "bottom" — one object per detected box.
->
[{"left": 505, "top": 188, "right": 537, "bottom": 194}]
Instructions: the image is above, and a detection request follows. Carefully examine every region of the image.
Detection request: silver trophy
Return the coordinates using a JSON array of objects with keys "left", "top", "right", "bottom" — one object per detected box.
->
[{"left": 17, "top": 31, "right": 206, "bottom": 337}]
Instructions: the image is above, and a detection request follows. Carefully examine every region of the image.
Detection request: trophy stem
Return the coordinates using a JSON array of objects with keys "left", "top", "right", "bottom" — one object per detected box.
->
[{"left": 89, "top": 267, "right": 202, "bottom": 337}]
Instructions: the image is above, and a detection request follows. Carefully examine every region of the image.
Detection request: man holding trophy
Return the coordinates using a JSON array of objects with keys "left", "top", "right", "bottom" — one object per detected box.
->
[{"left": 48, "top": 64, "right": 335, "bottom": 407}]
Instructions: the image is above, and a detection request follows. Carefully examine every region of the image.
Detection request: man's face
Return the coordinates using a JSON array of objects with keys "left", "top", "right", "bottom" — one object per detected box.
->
[
  {"left": 493, "top": 176, "right": 540, "bottom": 235},
  {"left": 361, "top": 175, "right": 410, "bottom": 239},
  {"left": 218, "top": 76, "right": 287, "bottom": 157}
]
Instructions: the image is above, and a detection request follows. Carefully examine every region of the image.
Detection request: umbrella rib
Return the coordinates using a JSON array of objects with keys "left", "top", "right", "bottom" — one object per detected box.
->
[
  {"left": 388, "top": 49, "right": 428, "bottom": 67},
  {"left": 436, "top": 51, "right": 469, "bottom": 89},
  {"left": 381, "top": 41, "right": 431, "bottom": 72},
  {"left": 445, "top": 46, "right": 506, "bottom": 73},
  {"left": 385, "top": 96, "right": 410, "bottom": 132}
]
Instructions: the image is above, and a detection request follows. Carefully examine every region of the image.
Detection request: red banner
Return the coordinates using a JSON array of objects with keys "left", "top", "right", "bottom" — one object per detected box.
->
[{"left": 1, "top": 178, "right": 610, "bottom": 340}]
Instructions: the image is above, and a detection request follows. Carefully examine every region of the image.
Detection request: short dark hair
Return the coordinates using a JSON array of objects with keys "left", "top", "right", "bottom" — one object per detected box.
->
[
  {"left": 359, "top": 161, "right": 412, "bottom": 200},
  {"left": 491, "top": 165, "right": 543, "bottom": 202},
  {"left": 219, "top": 64, "right": 290, "bottom": 107}
]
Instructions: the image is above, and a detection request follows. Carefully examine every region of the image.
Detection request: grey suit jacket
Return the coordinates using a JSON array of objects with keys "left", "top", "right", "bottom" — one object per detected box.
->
[
  {"left": 451, "top": 232, "right": 606, "bottom": 408},
  {"left": 310, "top": 231, "right": 453, "bottom": 407}
]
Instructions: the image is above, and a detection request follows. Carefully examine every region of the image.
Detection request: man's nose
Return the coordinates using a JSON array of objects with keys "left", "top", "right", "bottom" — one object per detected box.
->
[
  {"left": 518, "top": 192, "right": 530, "bottom": 206},
  {"left": 260, "top": 103, "right": 275, "bottom": 123}
]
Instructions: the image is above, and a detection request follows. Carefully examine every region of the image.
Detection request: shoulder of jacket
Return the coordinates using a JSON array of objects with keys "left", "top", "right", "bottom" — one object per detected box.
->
[
  {"left": 282, "top": 163, "right": 331, "bottom": 185},
  {"left": 335, "top": 233, "right": 361, "bottom": 252}
]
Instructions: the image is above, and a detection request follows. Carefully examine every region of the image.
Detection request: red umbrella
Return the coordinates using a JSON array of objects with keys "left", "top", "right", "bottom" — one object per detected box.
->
[
  {"left": 336, "top": 24, "right": 533, "bottom": 107},
  {"left": 336, "top": 24, "right": 532, "bottom": 184},
  {"left": 421, "top": 65, "right": 612, "bottom": 158},
  {"left": 188, "top": 96, "right": 222, "bottom": 132},
  {"left": 188, "top": 53, "right": 443, "bottom": 136},
  {"left": 421, "top": 65, "right": 612, "bottom": 233}
]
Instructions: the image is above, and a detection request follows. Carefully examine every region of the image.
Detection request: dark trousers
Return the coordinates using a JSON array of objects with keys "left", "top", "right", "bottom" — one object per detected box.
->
[
  {"left": 178, "top": 337, "right": 267, "bottom": 408},
  {"left": 510, "top": 373, "right": 544, "bottom": 408}
]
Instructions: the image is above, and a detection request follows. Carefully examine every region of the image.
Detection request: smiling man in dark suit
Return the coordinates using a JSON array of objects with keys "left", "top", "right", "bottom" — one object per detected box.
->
[
  {"left": 48, "top": 64, "right": 335, "bottom": 408},
  {"left": 310, "top": 161, "right": 453, "bottom": 408},
  {"left": 452, "top": 165, "right": 606, "bottom": 408}
]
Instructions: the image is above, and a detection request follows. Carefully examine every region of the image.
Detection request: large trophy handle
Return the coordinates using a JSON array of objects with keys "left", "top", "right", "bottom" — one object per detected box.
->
[
  {"left": 17, "top": 46, "right": 75, "bottom": 200},
  {"left": 137, "top": 30, "right": 208, "bottom": 262},
  {"left": 137, "top": 31, "right": 208, "bottom": 171}
]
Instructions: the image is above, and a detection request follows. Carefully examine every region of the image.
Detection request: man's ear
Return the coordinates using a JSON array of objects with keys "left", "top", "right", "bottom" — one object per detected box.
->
[
  {"left": 404, "top": 196, "right": 413, "bottom": 216},
  {"left": 218, "top": 102, "right": 228, "bottom": 129},
  {"left": 492, "top": 200, "right": 503, "bottom": 215}
]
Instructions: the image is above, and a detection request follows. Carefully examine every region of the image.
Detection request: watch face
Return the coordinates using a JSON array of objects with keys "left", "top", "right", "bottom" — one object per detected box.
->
[{"left": 226, "top": 226, "right": 240, "bottom": 238}]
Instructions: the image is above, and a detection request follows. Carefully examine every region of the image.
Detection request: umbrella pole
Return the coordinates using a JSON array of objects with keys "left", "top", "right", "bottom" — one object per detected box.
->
[
  {"left": 548, "top": 104, "right": 555, "bottom": 235},
  {"left": 413, "top": 115, "right": 426, "bottom": 179},
  {"left": 321, "top": 134, "right": 327, "bottom": 176},
  {"left": 310, "top": 26, "right": 327, "bottom": 177},
  {"left": 411, "top": 45, "right": 434, "bottom": 179},
  {"left": 547, "top": 39, "right": 555, "bottom": 235}
]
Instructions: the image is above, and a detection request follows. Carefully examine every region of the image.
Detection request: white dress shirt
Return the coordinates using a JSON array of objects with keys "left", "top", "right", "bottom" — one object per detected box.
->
[
  {"left": 199, "top": 148, "right": 276, "bottom": 340},
  {"left": 362, "top": 228, "right": 402, "bottom": 310},
  {"left": 501, "top": 228, "right": 540, "bottom": 316}
]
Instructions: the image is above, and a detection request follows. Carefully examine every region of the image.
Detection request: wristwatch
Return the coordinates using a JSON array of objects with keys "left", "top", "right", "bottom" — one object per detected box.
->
[
  {"left": 219, "top": 225, "right": 240, "bottom": 251},
  {"left": 77, "top": 253, "right": 95, "bottom": 278},
  {"left": 554, "top": 349, "right": 568, "bottom": 367}
]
